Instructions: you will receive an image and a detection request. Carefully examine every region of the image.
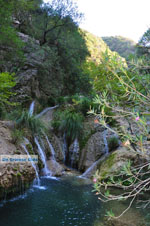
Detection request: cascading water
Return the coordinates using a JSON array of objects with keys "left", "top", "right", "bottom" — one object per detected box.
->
[
  {"left": 34, "top": 137, "right": 52, "bottom": 176},
  {"left": 63, "top": 133, "right": 67, "bottom": 162},
  {"left": 81, "top": 159, "right": 100, "bottom": 178},
  {"left": 36, "top": 105, "right": 59, "bottom": 118},
  {"left": 21, "top": 143, "right": 40, "bottom": 186},
  {"left": 70, "top": 138, "right": 79, "bottom": 168},
  {"left": 80, "top": 129, "right": 110, "bottom": 178},
  {"left": 80, "top": 154, "right": 109, "bottom": 178},
  {"left": 45, "top": 135, "right": 56, "bottom": 161},
  {"left": 29, "top": 101, "right": 35, "bottom": 116}
]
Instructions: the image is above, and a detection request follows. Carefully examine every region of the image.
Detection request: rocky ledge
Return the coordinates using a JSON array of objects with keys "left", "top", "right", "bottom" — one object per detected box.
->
[{"left": 0, "top": 121, "right": 35, "bottom": 199}]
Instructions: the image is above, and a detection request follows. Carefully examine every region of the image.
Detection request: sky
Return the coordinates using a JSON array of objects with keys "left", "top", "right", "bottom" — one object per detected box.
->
[{"left": 44, "top": 0, "right": 150, "bottom": 43}]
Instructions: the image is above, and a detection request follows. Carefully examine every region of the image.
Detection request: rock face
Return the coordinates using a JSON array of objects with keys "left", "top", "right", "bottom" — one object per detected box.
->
[
  {"left": 14, "top": 33, "right": 44, "bottom": 103},
  {"left": 46, "top": 160, "right": 64, "bottom": 176},
  {"left": 79, "top": 131, "right": 107, "bottom": 171},
  {"left": 45, "top": 133, "right": 64, "bottom": 163},
  {"left": 97, "top": 146, "right": 140, "bottom": 180},
  {"left": 12, "top": 32, "right": 64, "bottom": 105},
  {"left": 79, "top": 117, "right": 117, "bottom": 172},
  {"left": 0, "top": 121, "right": 35, "bottom": 200}
]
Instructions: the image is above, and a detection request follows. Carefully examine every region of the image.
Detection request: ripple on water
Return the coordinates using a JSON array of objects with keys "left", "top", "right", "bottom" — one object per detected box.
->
[{"left": 0, "top": 176, "right": 147, "bottom": 226}]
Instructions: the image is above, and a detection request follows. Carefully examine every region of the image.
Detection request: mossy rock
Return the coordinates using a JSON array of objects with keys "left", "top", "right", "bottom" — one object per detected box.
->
[{"left": 97, "top": 147, "right": 137, "bottom": 180}]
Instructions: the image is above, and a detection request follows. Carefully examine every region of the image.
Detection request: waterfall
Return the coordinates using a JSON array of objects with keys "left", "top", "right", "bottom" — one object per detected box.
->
[
  {"left": 63, "top": 136, "right": 79, "bottom": 168},
  {"left": 29, "top": 101, "right": 35, "bottom": 116},
  {"left": 34, "top": 137, "right": 52, "bottom": 176},
  {"left": 63, "top": 133, "right": 67, "bottom": 162},
  {"left": 21, "top": 139, "right": 40, "bottom": 186},
  {"left": 103, "top": 129, "right": 109, "bottom": 155},
  {"left": 70, "top": 138, "right": 79, "bottom": 168},
  {"left": 45, "top": 135, "right": 56, "bottom": 161},
  {"left": 36, "top": 105, "right": 59, "bottom": 118},
  {"left": 80, "top": 130, "right": 109, "bottom": 178},
  {"left": 80, "top": 154, "right": 109, "bottom": 178}
]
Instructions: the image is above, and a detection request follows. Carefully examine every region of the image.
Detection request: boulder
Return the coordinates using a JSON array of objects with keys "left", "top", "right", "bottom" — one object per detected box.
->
[
  {"left": 97, "top": 146, "right": 139, "bottom": 180},
  {"left": 44, "top": 134, "right": 64, "bottom": 163},
  {"left": 46, "top": 160, "right": 65, "bottom": 176},
  {"left": 78, "top": 116, "right": 118, "bottom": 172}
]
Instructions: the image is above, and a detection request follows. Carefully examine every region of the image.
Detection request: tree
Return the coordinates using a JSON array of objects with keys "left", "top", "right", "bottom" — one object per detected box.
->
[
  {"left": 0, "top": 0, "right": 20, "bottom": 47},
  {"left": 90, "top": 53, "right": 150, "bottom": 218},
  {"left": 102, "top": 36, "right": 136, "bottom": 60},
  {"left": 139, "top": 28, "right": 150, "bottom": 48},
  {"left": 0, "top": 0, "right": 42, "bottom": 71},
  {"left": 30, "top": 0, "right": 83, "bottom": 45},
  {"left": 0, "top": 72, "right": 16, "bottom": 105},
  {"left": 13, "top": 0, "right": 43, "bottom": 33},
  {"left": 137, "top": 27, "right": 150, "bottom": 56}
]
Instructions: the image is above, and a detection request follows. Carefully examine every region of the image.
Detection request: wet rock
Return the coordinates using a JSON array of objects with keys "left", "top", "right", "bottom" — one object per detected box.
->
[
  {"left": 79, "top": 131, "right": 108, "bottom": 172},
  {"left": 68, "top": 138, "right": 80, "bottom": 169},
  {"left": 78, "top": 116, "right": 118, "bottom": 172},
  {"left": 46, "top": 160, "right": 65, "bottom": 176},
  {"left": 44, "top": 134, "right": 64, "bottom": 163}
]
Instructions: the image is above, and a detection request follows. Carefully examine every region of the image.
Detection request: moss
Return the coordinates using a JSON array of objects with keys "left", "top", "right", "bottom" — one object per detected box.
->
[
  {"left": 17, "top": 172, "right": 22, "bottom": 177},
  {"left": 105, "top": 152, "right": 116, "bottom": 168},
  {"left": 100, "top": 152, "right": 116, "bottom": 179},
  {"left": 26, "top": 143, "right": 34, "bottom": 155}
]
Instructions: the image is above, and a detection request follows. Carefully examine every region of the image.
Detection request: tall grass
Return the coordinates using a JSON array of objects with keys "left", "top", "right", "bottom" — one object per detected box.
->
[
  {"left": 10, "top": 110, "right": 46, "bottom": 136},
  {"left": 52, "top": 109, "right": 84, "bottom": 143}
]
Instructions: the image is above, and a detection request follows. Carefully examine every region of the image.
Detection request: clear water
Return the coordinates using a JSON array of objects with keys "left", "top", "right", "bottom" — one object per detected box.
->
[
  {"left": 21, "top": 143, "right": 40, "bottom": 186},
  {"left": 29, "top": 101, "right": 35, "bottom": 116},
  {"left": 0, "top": 177, "right": 103, "bottom": 226},
  {"left": 45, "top": 135, "right": 56, "bottom": 160},
  {"left": 0, "top": 176, "right": 149, "bottom": 226},
  {"left": 34, "top": 137, "right": 52, "bottom": 176}
]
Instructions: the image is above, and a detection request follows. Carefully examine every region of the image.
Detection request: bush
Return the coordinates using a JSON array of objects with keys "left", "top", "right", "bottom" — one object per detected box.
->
[
  {"left": 11, "top": 129, "right": 24, "bottom": 145},
  {"left": 60, "top": 110, "right": 84, "bottom": 141},
  {"left": 10, "top": 110, "right": 46, "bottom": 136},
  {"left": 108, "top": 136, "right": 120, "bottom": 151},
  {"left": 52, "top": 109, "right": 84, "bottom": 143}
]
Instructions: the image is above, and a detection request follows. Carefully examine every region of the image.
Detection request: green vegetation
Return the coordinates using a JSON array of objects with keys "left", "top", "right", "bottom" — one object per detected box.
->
[
  {"left": 0, "top": 72, "right": 16, "bottom": 104},
  {"left": 90, "top": 38, "right": 150, "bottom": 217},
  {"left": 137, "top": 27, "right": 150, "bottom": 57},
  {"left": 0, "top": 0, "right": 150, "bottom": 218},
  {"left": 11, "top": 129, "right": 24, "bottom": 145},
  {"left": 108, "top": 136, "right": 120, "bottom": 151},
  {"left": 10, "top": 110, "right": 46, "bottom": 136},
  {"left": 0, "top": 0, "right": 115, "bottom": 113},
  {"left": 0, "top": 0, "right": 42, "bottom": 68},
  {"left": 52, "top": 108, "right": 84, "bottom": 144},
  {"left": 83, "top": 30, "right": 110, "bottom": 63},
  {"left": 102, "top": 36, "right": 136, "bottom": 59}
]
